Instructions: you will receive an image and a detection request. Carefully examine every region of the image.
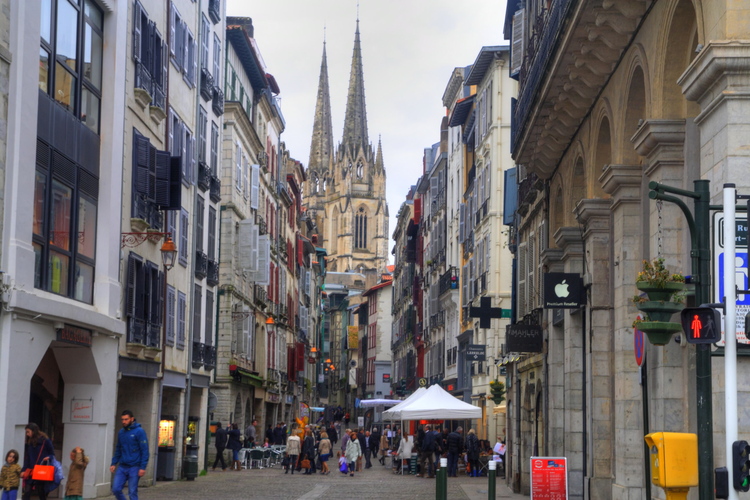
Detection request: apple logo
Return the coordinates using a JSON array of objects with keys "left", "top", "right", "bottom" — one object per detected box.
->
[{"left": 555, "top": 280, "right": 570, "bottom": 298}]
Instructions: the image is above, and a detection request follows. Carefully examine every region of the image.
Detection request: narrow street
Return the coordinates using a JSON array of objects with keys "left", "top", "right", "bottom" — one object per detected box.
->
[{"left": 101, "top": 462, "right": 527, "bottom": 500}]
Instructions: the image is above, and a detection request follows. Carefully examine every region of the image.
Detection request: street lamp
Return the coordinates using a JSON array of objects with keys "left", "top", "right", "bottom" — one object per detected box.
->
[{"left": 161, "top": 236, "right": 177, "bottom": 271}]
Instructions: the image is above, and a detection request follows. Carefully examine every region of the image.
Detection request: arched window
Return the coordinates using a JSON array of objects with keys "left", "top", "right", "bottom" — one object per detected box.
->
[
  {"left": 356, "top": 161, "right": 363, "bottom": 178},
  {"left": 354, "top": 207, "right": 368, "bottom": 249}
]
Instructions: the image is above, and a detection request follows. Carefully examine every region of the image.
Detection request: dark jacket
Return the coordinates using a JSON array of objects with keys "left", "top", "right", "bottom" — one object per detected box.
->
[
  {"left": 422, "top": 430, "right": 438, "bottom": 453},
  {"left": 302, "top": 436, "right": 316, "bottom": 460},
  {"left": 215, "top": 427, "right": 228, "bottom": 450},
  {"left": 415, "top": 428, "right": 425, "bottom": 451},
  {"left": 227, "top": 428, "right": 242, "bottom": 452},
  {"left": 111, "top": 422, "right": 149, "bottom": 469},
  {"left": 357, "top": 432, "right": 366, "bottom": 452},
  {"left": 327, "top": 426, "right": 338, "bottom": 443},
  {"left": 265, "top": 426, "right": 274, "bottom": 443},
  {"left": 272, "top": 426, "right": 284, "bottom": 445},
  {"left": 447, "top": 431, "right": 463, "bottom": 454},
  {"left": 369, "top": 430, "right": 381, "bottom": 451},
  {"left": 23, "top": 437, "right": 55, "bottom": 473},
  {"left": 466, "top": 434, "right": 480, "bottom": 461}
]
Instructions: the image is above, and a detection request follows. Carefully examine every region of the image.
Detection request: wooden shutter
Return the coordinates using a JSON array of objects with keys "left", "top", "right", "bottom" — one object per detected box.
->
[
  {"left": 179, "top": 208, "right": 189, "bottom": 265},
  {"left": 133, "top": 0, "right": 143, "bottom": 62},
  {"left": 205, "top": 290, "right": 214, "bottom": 346},
  {"left": 238, "top": 219, "right": 255, "bottom": 270},
  {"left": 134, "top": 131, "right": 150, "bottom": 197},
  {"left": 459, "top": 203, "right": 465, "bottom": 243},
  {"left": 251, "top": 164, "right": 260, "bottom": 209},
  {"left": 517, "top": 241, "right": 527, "bottom": 317},
  {"left": 255, "top": 235, "right": 270, "bottom": 285},
  {"left": 208, "top": 206, "right": 216, "bottom": 260},
  {"left": 169, "top": 1, "right": 176, "bottom": 57},
  {"left": 196, "top": 196, "right": 204, "bottom": 252},
  {"left": 510, "top": 8, "right": 525, "bottom": 77},
  {"left": 193, "top": 284, "right": 202, "bottom": 342},
  {"left": 166, "top": 285, "right": 175, "bottom": 346},
  {"left": 126, "top": 252, "right": 140, "bottom": 317},
  {"left": 167, "top": 155, "right": 182, "bottom": 211},
  {"left": 155, "top": 150, "right": 171, "bottom": 208},
  {"left": 177, "top": 291, "right": 186, "bottom": 349}
]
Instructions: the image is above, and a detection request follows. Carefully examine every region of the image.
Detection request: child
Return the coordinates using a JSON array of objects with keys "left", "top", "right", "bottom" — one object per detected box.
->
[
  {"left": 0, "top": 450, "right": 21, "bottom": 500},
  {"left": 263, "top": 437, "right": 270, "bottom": 448},
  {"left": 64, "top": 447, "right": 88, "bottom": 500},
  {"left": 338, "top": 452, "right": 347, "bottom": 475}
]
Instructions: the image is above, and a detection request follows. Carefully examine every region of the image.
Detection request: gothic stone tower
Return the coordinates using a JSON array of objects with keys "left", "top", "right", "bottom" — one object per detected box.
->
[{"left": 304, "top": 21, "right": 388, "bottom": 274}]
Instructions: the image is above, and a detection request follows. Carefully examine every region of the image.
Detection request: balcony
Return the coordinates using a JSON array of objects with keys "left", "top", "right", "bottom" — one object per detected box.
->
[
  {"left": 256, "top": 214, "right": 267, "bottom": 235},
  {"left": 207, "top": 259, "right": 219, "bottom": 287},
  {"left": 439, "top": 267, "right": 458, "bottom": 296},
  {"left": 127, "top": 318, "right": 146, "bottom": 345},
  {"left": 212, "top": 86, "right": 224, "bottom": 116},
  {"left": 208, "top": 0, "right": 221, "bottom": 24},
  {"left": 195, "top": 250, "right": 208, "bottom": 279},
  {"left": 151, "top": 79, "right": 166, "bottom": 117},
  {"left": 203, "top": 345, "right": 216, "bottom": 370},
  {"left": 480, "top": 272, "right": 488, "bottom": 294},
  {"left": 209, "top": 174, "right": 221, "bottom": 203},
  {"left": 133, "top": 61, "right": 153, "bottom": 107},
  {"left": 200, "top": 67, "right": 214, "bottom": 102},
  {"left": 197, "top": 161, "right": 211, "bottom": 191},
  {"left": 517, "top": 172, "right": 543, "bottom": 216},
  {"left": 192, "top": 342, "right": 204, "bottom": 368},
  {"left": 254, "top": 285, "right": 267, "bottom": 308}
]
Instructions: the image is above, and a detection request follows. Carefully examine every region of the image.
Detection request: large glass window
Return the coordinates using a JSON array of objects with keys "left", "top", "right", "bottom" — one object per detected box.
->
[{"left": 40, "top": 0, "right": 103, "bottom": 134}]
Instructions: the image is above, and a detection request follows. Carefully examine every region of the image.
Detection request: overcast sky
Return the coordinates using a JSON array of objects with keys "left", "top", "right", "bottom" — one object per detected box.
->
[{"left": 227, "top": 0, "right": 509, "bottom": 254}]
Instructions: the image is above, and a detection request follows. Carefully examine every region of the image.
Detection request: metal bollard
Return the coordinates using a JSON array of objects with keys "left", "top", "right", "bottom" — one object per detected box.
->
[
  {"left": 436, "top": 457, "right": 448, "bottom": 500},
  {"left": 488, "top": 460, "right": 496, "bottom": 499}
]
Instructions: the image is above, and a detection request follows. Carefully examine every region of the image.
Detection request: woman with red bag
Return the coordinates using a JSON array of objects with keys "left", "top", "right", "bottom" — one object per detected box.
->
[{"left": 21, "top": 423, "right": 54, "bottom": 500}]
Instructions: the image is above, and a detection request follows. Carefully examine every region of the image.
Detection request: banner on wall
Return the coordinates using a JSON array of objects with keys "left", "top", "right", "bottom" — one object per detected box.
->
[{"left": 348, "top": 326, "right": 359, "bottom": 349}]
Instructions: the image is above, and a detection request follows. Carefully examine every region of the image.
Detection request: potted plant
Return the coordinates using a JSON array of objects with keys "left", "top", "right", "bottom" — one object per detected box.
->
[{"left": 632, "top": 257, "right": 686, "bottom": 345}]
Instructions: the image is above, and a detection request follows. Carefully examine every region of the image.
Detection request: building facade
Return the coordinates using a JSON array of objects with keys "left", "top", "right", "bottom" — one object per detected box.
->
[{"left": 504, "top": 0, "right": 750, "bottom": 498}]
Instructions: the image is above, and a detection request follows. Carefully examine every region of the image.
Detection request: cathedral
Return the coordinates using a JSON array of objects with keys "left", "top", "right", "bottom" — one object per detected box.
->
[{"left": 304, "top": 20, "right": 389, "bottom": 275}]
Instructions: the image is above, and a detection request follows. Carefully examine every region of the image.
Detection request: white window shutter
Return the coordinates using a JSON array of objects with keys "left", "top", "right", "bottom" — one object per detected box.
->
[
  {"left": 169, "top": 2, "right": 175, "bottom": 58},
  {"left": 255, "top": 235, "right": 270, "bottom": 285},
  {"left": 510, "top": 8, "right": 526, "bottom": 77},
  {"left": 459, "top": 203, "right": 465, "bottom": 243},
  {"left": 250, "top": 164, "right": 260, "bottom": 209}
]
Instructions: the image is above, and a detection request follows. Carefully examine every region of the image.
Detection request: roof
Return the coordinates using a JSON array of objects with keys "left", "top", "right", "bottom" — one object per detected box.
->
[
  {"left": 362, "top": 280, "right": 393, "bottom": 297},
  {"left": 449, "top": 95, "right": 475, "bottom": 127},
  {"left": 226, "top": 26, "right": 268, "bottom": 92},
  {"left": 465, "top": 46, "right": 509, "bottom": 86}
]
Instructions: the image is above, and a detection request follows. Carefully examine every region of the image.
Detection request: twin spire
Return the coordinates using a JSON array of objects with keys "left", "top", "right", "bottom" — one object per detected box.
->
[{"left": 308, "top": 19, "right": 377, "bottom": 175}]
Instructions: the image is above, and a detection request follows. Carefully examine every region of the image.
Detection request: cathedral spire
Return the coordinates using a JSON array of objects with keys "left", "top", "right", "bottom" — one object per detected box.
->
[
  {"left": 308, "top": 39, "right": 334, "bottom": 176},
  {"left": 375, "top": 135, "right": 384, "bottom": 172},
  {"left": 341, "top": 19, "right": 369, "bottom": 155}
]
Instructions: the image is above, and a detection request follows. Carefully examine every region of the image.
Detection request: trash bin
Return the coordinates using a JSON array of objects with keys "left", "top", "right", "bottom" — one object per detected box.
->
[{"left": 182, "top": 455, "right": 198, "bottom": 480}]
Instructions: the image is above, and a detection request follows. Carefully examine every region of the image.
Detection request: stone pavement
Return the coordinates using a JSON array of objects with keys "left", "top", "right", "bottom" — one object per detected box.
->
[{"left": 100, "top": 461, "right": 529, "bottom": 499}]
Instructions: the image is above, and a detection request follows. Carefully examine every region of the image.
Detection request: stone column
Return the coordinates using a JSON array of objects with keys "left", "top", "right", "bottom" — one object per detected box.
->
[
  {"left": 600, "top": 164, "right": 647, "bottom": 499},
  {"left": 541, "top": 247, "right": 564, "bottom": 465},
  {"left": 554, "top": 227, "right": 585, "bottom": 500},
  {"left": 630, "top": 120, "right": 692, "bottom": 435},
  {"left": 574, "top": 198, "right": 613, "bottom": 499}
]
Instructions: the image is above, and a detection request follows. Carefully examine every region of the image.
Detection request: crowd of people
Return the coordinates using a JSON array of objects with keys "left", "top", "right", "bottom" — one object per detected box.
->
[{"left": 212, "top": 418, "right": 506, "bottom": 480}]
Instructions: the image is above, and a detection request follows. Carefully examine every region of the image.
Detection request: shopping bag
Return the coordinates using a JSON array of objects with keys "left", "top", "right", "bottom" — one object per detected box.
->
[
  {"left": 300, "top": 458, "right": 311, "bottom": 469},
  {"left": 32, "top": 464, "right": 55, "bottom": 481}
]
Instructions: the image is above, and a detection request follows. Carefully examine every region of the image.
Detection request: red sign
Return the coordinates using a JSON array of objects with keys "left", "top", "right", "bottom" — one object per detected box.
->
[
  {"left": 531, "top": 457, "right": 568, "bottom": 500},
  {"left": 634, "top": 315, "right": 645, "bottom": 367}
]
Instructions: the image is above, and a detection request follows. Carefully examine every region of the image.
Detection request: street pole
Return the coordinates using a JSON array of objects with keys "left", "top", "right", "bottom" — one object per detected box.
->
[
  {"left": 488, "top": 459, "right": 497, "bottom": 499},
  {"left": 648, "top": 179, "right": 713, "bottom": 500},
  {"left": 724, "top": 184, "right": 739, "bottom": 500}
]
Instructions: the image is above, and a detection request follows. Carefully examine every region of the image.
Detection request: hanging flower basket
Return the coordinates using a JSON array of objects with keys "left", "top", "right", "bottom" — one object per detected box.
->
[
  {"left": 635, "top": 281, "right": 685, "bottom": 302},
  {"left": 636, "top": 300, "right": 683, "bottom": 323},
  {"left": 635, "top": 320, "right": 682, "bottom": 346}
]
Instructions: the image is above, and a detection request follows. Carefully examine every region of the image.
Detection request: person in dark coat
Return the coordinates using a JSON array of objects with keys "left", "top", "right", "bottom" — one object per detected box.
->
[
  {"left": 272, "top": 423, "right": 284, "bottom": 446},
  {"left": 212, "top": 422, "right": 228, "bottom": 470},
  {"left": 301, "top": 430, "right": 316, "bottom": 475},
  {"left": 264, "top": 425, "right": 274, "bottom": 444},
  {"left": 465, "top": 429, "right": 480, "bottom": 477},
  {"left": 446, "top": 427, "right": 463, "bottom": 478},
  {"left": 369, "top": 427, "right": 381, "bottom": 462},
  {"left": 327, "top": 423, "right": 338, "bottom": 445},
  {"left": 356, "top": 429, "right": 366, "bottom": 471},
  {"left": 21, "top": 423, "right": 55, "bottom": 500},
  {"left": 227, "top": 423, "right": 243, "bottom": 470}
]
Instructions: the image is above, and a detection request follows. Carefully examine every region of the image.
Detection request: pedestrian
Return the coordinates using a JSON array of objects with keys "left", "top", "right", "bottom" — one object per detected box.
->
[
  {"left": 385, "top": 424, "right": 392, "bottom": 446},
  {"left": 212, "top": 421, "right": 228, "bottom": 471},
  {"left": 285, "top": 432, "right": 301, "bottom": 475},
  {"left": 227, "top": 424, "right": 243, "bottom": 471},
  {"left": 337, "top": 452, "right": 348, "bottom": 475},
  {"left": 378, "top": 431, "right": 389, "bottom": 466},
  {"left": 244, "top": 419, "right": 257, "bottom": 448},
  {"left": 417, "top": 425, "right": 436, "bottom": 478},
  {"left": 340, "top": 428, "right": 351, "bottom": 455},
  {"left": 1, "top": 449, "right": 21, "bottom": 500},
  {"left": 466, "top": 429, "right": 480, "bottom": 477},
  {"left": 446, "top": 427, "right": 463, "bottom": 478},
  {"left": 301, "top": 430, "right": 315, "bottom": 475},
  {"left": 345, "top": 431, "right": 362, "bottom": 477},
  {"left": 21, "top": 423, "right": 55, "bottom": 500},
  {"left": 272, "top": 423, "right": 284, "bottom": 446},
  {"left": 318, "top": 432, "right": 332, "bottom": 475},
  {"left": 327, "top": 423, "right": 338, "bottom": 446},
  {"left": 109, "top": 411, "right": 149, "bottom": 500},
  {"left": 363, "top": 431, "right": 373, "bottom": 469},
  {"left": 370, "top": 427, "right": 381, "bottom": 463},
  {"left": 64, "top": 447, "right": 88, "bottom": 500},
  {"left": 264, "top": 424, "right": 273, "bottom": 445},
  {"left": 395, "top": 431, "right": 413, "bottom": 475},
  {"left": 356, "top": 429, "right": 366, "bottom": 471}
]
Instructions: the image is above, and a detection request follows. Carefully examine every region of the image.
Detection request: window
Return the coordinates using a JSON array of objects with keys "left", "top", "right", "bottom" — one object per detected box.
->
[
  {"left": 179, "top": 208, "right": 189, "bottom": 266},
  {"left": 167, "top": 210, "right": 177, "bottom": 242},
  {"left": 34, "top": 141, "right": 98, "bottom": 303},
  {"left": 196, "top": 196, "right": 205, "bottom": 253},
  {"left": 205, "top": 290, "right": 214, "bottom": 345},
  {"left": 367, "top": 357, "right": 375, "bottom": 386},
  {"left": 39, "top": 0, "right": 104, "bottom": 133},
  {"left": 193, "top": 284, "right": 202, "bottom": 342},
  {"left": 356, "top": 161, "right": 363, "bottom": 178},
  {"left": 169, "top": 2, "right": 196, "bottom": 86},
  {"left": 131, "top": 129, "right": 181, "bottom": 226},
  {"left": 200, "top": 15, "right": 210, "bottom": 71},
  {"left": 208, "top": 206, "right": 216, "bottom": 260},
  {"left": 184, "top": 29, "right": 196, "bottom": 87},
  {"left": 134, "top": 1, "right": 166, "bottom": 111},
  {"left": 198, "top": 106, "right": 207, "bottom": 163},
  {"left": 177, "top": 290, "right": 186, "bottom": 349},
  {"left": 354, "top": 207, "right": 368, "bottom": 249},
  {"left": 213, "top": 34, "right": 221, "bottom": 81},
  {"left": 235, "top": 143, "right": 242, "bottom": 191},
  {"left": 166, "top": 285, "right": 176, "bottom": 346},
  {"left": 210, "top": 122, "right": 219, "bottom": 175},
  {"left": 125, "top": 252, "right": 163, "bottom": 346},
  {"left": 183, "top": 124, "right": 194, "bottom": 184}
]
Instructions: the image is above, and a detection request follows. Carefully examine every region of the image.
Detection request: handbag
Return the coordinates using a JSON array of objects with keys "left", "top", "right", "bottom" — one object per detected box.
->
[
  {"left": 300, "top": 458, "right": 311, "bottom": 469},
  {"left": 32, "top": 458, "right": 54, "bottom": 481}
]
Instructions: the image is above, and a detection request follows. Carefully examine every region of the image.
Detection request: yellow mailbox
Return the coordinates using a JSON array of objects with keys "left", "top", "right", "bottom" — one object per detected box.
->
[{"left": 644, "top": 432, "right": 698, "bottom": 499}]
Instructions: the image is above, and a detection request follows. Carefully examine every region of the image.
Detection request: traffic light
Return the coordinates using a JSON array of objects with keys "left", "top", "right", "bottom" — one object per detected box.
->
[
  {"left": 732, "top": 440, "right": 750, "bottom": 492},
  {"left": 680, "top": 307, "right": 721, "bottom": 344}
]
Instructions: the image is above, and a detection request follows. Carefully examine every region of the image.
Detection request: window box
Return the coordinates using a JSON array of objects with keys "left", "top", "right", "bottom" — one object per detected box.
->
[
  {"left": 144, "top": 346, "right": 162, "bottom": 360},
  {"left": 130, "top": 217, "right": 150, "bottom": 233},
  {"left": 126, "top": 342, "right": 145, "bottom": 357}
]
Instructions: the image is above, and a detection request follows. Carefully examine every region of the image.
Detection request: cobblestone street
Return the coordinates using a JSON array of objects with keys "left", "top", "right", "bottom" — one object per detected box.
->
[{"left": 101, "top": 462, "right": 527, "bottom": 500}]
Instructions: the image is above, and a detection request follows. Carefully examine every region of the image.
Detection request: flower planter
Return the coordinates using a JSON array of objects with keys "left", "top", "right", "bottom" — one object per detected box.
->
[
  {"left": 636, "top": 301, "right": 684, "bottom": 323},
  {"left": 636, "top": 321, "right": 682, "bottom": 346},
  {"left": 636, "top": 281, "right": 684, "bottom": 302}
]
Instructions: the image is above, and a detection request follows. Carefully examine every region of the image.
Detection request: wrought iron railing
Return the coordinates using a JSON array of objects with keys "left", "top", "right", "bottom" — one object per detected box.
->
[
  {"left": 207, "top": 259, "right": 219, "bottom": 286},
  {"left": 200, "top": 67, "right": 214, "bottom": 101},
  {"left": 203, "top": 345, "right": 216, "bottom": 370},
  {"left": 127, "top": 318, "right": 146, "bottom": 345},
  {"left": 151, "top": 80, "right": 165, "bottom": 113},
  {"left": 195, "top": 250, "right": 208, "bottom": 279},
  {"left": 197, "top": 161, "right": 211, "bottom": 191},
  {"left": 208, "top": 0, "right": 221, "bottom": 24},
  {"left": 439, "top": 267, "right": 458, "bottom": 296},
  {"left": 134, "top": 61, "right": 152, "bottom": 96},
  {"left": 192, "top": 341, "right": 204, "bottom": 367},
  {"left": 212, "top": 86, "right": 224, "bottom": 116},
  {"left": 209, "top": 174, "right": 221, "bottom": 203},
  {"left": 254, "top": 285, "right": 267, "bottom": 307}
]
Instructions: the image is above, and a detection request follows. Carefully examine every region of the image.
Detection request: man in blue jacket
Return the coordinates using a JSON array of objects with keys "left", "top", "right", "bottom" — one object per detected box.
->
[{"left": 110, "top": 410, "right": 149, "bottom": 500}]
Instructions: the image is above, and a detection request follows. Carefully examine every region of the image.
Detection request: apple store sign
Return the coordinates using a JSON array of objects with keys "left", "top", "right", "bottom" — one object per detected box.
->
[{"left": 543, "top": 273, "right": 584, "bottom": 309}]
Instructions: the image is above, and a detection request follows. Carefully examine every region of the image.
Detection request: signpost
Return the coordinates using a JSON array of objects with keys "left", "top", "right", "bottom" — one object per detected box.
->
[
  {"left": 713, "top": 211, "right": 750, "bottom": 345},
  {"left": 465, "top": 344, "right": 486, "bottom": 362},
  {"left": 469, "top": 296, "right": 504, "bottom": 329},
  {"left": 506, "top": 324, "right": 543, "bottom": 353},
  {"left": 530, "top": 456, "right": 568, "bottom": 499},
  {"left": 543, "top": 273, "right": 584, "bottom": 309}
]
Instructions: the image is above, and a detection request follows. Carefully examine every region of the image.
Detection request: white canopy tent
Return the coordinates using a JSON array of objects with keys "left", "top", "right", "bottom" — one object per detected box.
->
[
  {"left": 383, "top": 384, "right": 482, "bottom": 420},
  {"left": 379, "top": 387, "right": 428, "bottom": 417}
]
